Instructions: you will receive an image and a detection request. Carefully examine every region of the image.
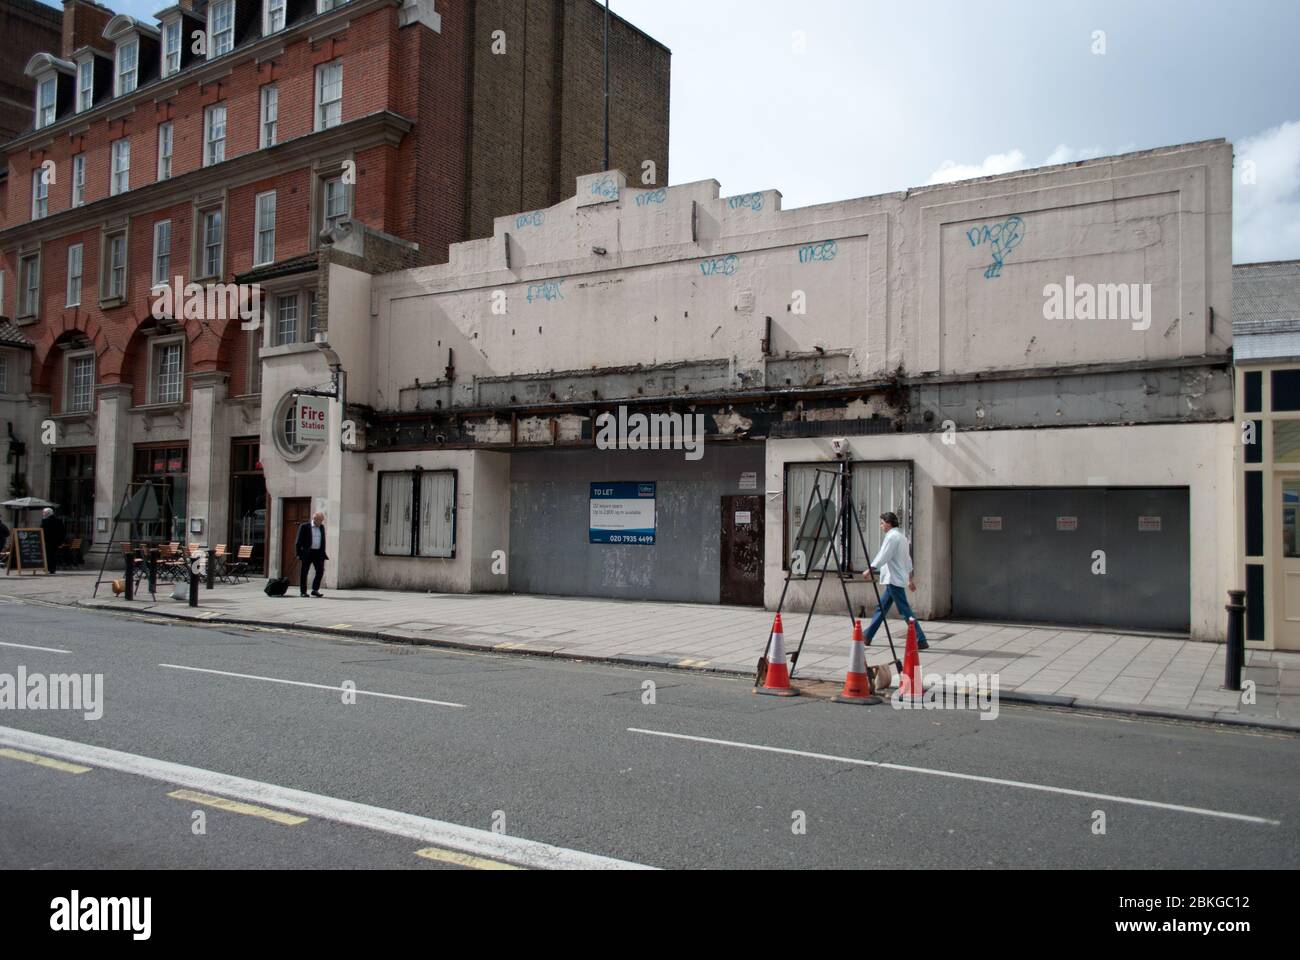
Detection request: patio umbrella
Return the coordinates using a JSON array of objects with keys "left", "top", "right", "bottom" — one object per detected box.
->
[{"left": 2, "top": 497, "right": 58, "bottom": 510}]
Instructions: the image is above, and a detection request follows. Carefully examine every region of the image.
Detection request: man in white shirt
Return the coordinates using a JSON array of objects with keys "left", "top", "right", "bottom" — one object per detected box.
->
[{"left": 862, "top": 511, "right": 928, "bottom": 650}]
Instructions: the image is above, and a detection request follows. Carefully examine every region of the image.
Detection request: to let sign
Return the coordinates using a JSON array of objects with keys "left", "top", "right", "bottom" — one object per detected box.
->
[{"left": 297, "top": 395, "right": 329, "bottom": 444}]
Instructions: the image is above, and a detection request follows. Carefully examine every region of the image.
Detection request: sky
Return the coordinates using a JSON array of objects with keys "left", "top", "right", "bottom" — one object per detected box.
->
[{"left": 101, "top": 0, "right": 1300, "bottom": 263}]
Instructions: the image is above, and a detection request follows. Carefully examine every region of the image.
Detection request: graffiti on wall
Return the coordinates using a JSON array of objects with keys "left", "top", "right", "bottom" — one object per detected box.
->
[
  {"left": 798, "top": 240, "right": 837, "bottom": 264},
  {"left": 728, "top": 193, "right": 764, "bottom": 212},
  {"left": 515, "top": 211, "right": 545, "bottom": 230},
  {"left": 590, "top": 175, "right": 620, "bottom": 200},
  {"left": 967, "top": 216, "right": 1025, "bottom": 279},
  {"left": 700, "top": 255, "right": 740, "bottom": 277},
  {"left": 526, "top": 280, "right": 565, "bottom": 303},
  {"left": 635, "top": 189, "right": 667, "bottom": 207}
]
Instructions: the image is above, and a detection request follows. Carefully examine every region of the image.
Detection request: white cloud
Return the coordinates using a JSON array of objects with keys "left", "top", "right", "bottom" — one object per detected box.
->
[
  {"left": 1044, "top": 144, "right": 1107, "bottom": 166},
  {"left": 1234, "top": 120, "right": 1300, "bottom": 264},
  {"left": 927, "top": 149, "right": 1028, "bottom": 185}
]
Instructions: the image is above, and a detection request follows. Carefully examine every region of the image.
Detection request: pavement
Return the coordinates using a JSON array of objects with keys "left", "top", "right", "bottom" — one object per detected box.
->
[
  {"left": 2, "top": 569, "right": 1298, "bottom": 731},
  {"left": 1, "top": 601, "right": 1298, "bottom": 869}
]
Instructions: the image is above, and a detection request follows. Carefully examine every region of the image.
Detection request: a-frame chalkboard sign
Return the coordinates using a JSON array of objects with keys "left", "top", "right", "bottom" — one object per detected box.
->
[{"left": 5, "top": 528, "right": 49, "bottom": 575}]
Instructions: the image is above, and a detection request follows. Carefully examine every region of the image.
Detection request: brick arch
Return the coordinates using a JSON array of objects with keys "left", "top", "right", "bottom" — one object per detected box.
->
[{"left": 31, "top": 313, "right": 109, "bottom": 393}]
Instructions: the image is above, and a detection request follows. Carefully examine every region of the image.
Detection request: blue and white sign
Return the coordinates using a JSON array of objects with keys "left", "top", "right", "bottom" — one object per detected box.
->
[{"left": 590, "top": 482, "right": 656, "bottom": 544}]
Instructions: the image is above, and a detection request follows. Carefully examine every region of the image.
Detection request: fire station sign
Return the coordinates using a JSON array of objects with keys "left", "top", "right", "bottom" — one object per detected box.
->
[{"left": 297, "top": 395, "right": 329, "bottom": 444}]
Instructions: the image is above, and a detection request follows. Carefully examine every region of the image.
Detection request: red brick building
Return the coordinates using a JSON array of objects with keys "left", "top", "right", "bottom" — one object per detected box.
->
[{"left": 0, "top": 0, "right": 669, "bottom": 572}]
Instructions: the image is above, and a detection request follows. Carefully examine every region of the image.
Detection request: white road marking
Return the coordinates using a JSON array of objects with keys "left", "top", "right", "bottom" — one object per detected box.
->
[
  {"left": 0, "top": 640, "right": 72, "bottom": 654},
  {"left": 0, "top": 725, "right": 653, "bottom": 870},
  {"left": 628, "top": 727, "right": 1282, "bottom": 827},
  {"left": 157, "top": 663, "right": 465, "bottom": 709}
]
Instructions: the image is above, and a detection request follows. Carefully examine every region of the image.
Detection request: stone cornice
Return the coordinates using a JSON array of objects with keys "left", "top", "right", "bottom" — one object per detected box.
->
[
  {"left": 6, "top": 0, "right": 401, "bottom": 154},
  {"left": 0, "top": 111, "right": 413, "bottom": 250}
]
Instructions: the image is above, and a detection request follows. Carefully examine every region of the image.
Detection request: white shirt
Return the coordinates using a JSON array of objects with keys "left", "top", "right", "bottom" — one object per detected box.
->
[
  {"left": 311, "top": 524, "right": 323, "bottom": 550},
  {"left": 870, "top": 527, "right": 913, "bottom": 587}
]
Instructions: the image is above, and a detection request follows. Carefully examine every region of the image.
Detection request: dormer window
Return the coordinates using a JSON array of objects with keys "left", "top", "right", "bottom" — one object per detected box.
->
[
  {"left": 264, "top": 0, "right": 285, "bottom": 34},
  {"left": 161, "top": 18, "right": 181, "bottom": 77},
  {"left": 24, "top": 54, "right": 74, "bottom": 130},
  {"left": 116, "top": 39, "right": 138, "bottom": 96},
  {"left": 35, "top": 76, "right": 56, "bottom": 128},
  {"left": 76, "top": 58, "right": 94, "bottom": 112},
  {"left": 209, "top": 0, "right": 235, "bottom": 58}
]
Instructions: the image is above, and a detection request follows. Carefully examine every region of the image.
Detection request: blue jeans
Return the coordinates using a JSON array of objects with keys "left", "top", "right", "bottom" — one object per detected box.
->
[{"left": 865, "top": 584, "right": 926, "bottom": 644}]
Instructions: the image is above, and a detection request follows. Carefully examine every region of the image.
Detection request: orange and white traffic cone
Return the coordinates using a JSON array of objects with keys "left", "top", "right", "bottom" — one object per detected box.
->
[
  {"left": 755, "top": 613, "right": 798, "bottom": 697},
  {"left": 898, "top": 617, "right": 923, "bottom": 699},
  {"left": 833, "top": 620, "right": 881, "bottom": 705}
]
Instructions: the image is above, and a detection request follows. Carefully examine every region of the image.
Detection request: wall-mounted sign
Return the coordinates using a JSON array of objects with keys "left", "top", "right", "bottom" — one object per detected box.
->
[
  {"left": 297, "top": 395, "right": 329, "bottom": 444},
  {"left": 735, "top": 511, "right": 752, "bottom": 525},
  {"left": 1056, "top": 516, "right": 1079, "bottom": 531},
  {"left": 739, "top": 472, "right": 758, "bottom": 491},
  {"left": 590, "top": 482, "right": 656, "bottom": 544},
  {"left": 1138, "top": 516, "right": 1162, "bottom": 532},
  {"left": 982, "top": 516, "right": 1003, "bottom": 531}
]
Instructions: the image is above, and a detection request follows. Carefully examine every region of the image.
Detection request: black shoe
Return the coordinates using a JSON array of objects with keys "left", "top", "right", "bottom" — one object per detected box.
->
[
  {"left": 311, "top": 591, "right": 324, "bottom": 598},
  {"left": 300, "top": 592, "right": 308, "bottom": 597},
  {"left": 916, "top": 641, "right": 930, "bottom": 651}
]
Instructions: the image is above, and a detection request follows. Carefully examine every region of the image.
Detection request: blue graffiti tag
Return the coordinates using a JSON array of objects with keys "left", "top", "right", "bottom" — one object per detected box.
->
[
  {"left": 590, "top": 175, "right": 619, "bottom": 200},
  {"left": 515, "top": 211, "right": 545, "bottom": 230},
  {"left": 700, "top": 255, "right": 739, "bottom": 277},
  {"left": 526, "top": 280, "right": 564, "bottom": 303},
  {"left": 966, "top": 216, "right": 1025, "bottom": 279},
  {"left": 798, "top": 240, "right": 837, "bottom": 264},
  {"left": 635, "top": 189, "right": 667, "bottom": 207},
  {"left": 727, "top": 192, "right": 764, "bottom": 212}
]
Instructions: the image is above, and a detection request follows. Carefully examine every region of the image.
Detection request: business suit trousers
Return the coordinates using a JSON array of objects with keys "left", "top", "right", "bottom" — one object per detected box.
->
[{"left": 300, "top": 549, "right": 325, "bottom": 595}]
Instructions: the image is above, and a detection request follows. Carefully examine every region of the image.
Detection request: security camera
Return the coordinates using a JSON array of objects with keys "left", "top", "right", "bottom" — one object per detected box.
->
[{"left": 830, "top": 438, "right": 849, "bottom": 458}]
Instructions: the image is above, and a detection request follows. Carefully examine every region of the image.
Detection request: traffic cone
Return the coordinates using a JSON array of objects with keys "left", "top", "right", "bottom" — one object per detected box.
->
[
  {"left": 833, "top": 620, "right": 881, "bottom": 705},
  {"left": 755, "top": 613, "right": 798, "bottom": 697},
  {"left": 898, "top": 618, "right": 923, "bottom": 699}
]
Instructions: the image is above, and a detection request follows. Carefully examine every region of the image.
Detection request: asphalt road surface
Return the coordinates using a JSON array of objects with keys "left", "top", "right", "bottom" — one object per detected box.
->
[{"left": 1, "top": 597, "right": 1296, "bottom": 870}]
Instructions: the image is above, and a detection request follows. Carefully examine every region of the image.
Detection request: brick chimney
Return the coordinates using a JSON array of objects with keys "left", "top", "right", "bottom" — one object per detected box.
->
[{"left": 61, "top": 0, "right": 116, "bottom": 59}]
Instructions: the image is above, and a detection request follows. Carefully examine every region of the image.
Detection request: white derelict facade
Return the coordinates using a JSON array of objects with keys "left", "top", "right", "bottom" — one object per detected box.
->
[{"left": 262, "top": 141, "right": 1238, "bottom": 642}]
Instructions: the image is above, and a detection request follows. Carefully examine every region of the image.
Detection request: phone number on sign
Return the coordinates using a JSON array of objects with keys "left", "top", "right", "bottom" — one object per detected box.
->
[{"left": 606, "top": 535, "right": 655, "bottom": 544}]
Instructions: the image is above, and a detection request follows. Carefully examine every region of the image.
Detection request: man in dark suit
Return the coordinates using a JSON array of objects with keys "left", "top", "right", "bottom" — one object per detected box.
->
[
  {"left": 40, "top": 508, "right": 66, "bottom": 574},
  {"left": 295, "top": 511, "right": 328, "bottom": 597}
]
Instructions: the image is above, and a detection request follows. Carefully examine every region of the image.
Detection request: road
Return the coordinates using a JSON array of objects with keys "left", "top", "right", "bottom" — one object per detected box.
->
[{"left": 1, "top": 597, "right": 1297, "bottom": 870}]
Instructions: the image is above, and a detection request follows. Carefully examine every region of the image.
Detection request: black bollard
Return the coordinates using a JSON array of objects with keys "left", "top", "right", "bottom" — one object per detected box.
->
[
  {"left": 147, "top": 549, "right": 158, "bottom": 596},
  {"left": 206, "top": 549, "right": 216, "bottom": 590},
  {"left": 1225, "top": 589, "right": 1246, "bottom": 691},
  {"left": 189, "top": 560, "right": 200, "bottom": 607},
  {"left": 124, "top": 552, "right": 135, "bottom": 601}
]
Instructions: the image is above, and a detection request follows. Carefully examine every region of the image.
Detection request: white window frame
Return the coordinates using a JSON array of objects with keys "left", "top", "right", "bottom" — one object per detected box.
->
[
  {"left": 157, "top": 122, "right": 173, "bottom": 180},
  {"left": 208, "top": 0, "right": 235, "bottom": 59},
  {"left": 259, "top": 84, "right": 278, "bottom": 148},
  {"left": 161, "top": 17, "right": 182, "bottom": 77},
  {"left": 31, "top": 169, "right": 48, "bottom": 219},
  {"left": 111, "top": 138, "right": 130, "bottom": 195},
  {"left": 204, "top": 103, "right": 226, "bottom": 166},
  {"left": 197, "top": 208, "right": 224, "bottom": 280},
  {"left": 264, "top": 0, "right": 286, "bottom": 34},
  {"left": 76, "top": 58, "right": 94, "bottom": 113},
  {"left": 307, "top": 291, "right": 320, "bottom": 341},
  {"left": 315, "top": 60, "right": 342, "bottom": 131},
  {"left": 254, "top": 191, "right": 276, "bottom": 267},
  {"left": 102, "top": 230, "right": 128, "bottom": 302},
  {"left": 273, "top": 292, "right": 299, "bottom": 346},
  {"left": 66, "top": 243, "right": 83, "bottom": 307},
  {"left": 115, "top": 38, "right": 138, "bottom": 97},
  {"left": 71, "top": 154, "right": 86, "bottom": 207},
  {"left": 149, "top": 336, "right": 185, "bottom": 405},
  {"left": 18, "top": 253, "right": 40, "bottom": 319},
  {"left": 317, "top": 0, "right": 347, "bottom": 12},
  {"left": 152, "top": 220, "right": 172, "bottom": 288},
  {"left": 321, "top": 175, "right": 349, "bottom": 234},
  {"left": 65, "top": 350, "right": 95, "bottom": 414},
  {"left": 35, "top": 75, "right": 57, "bottom": 129}
]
